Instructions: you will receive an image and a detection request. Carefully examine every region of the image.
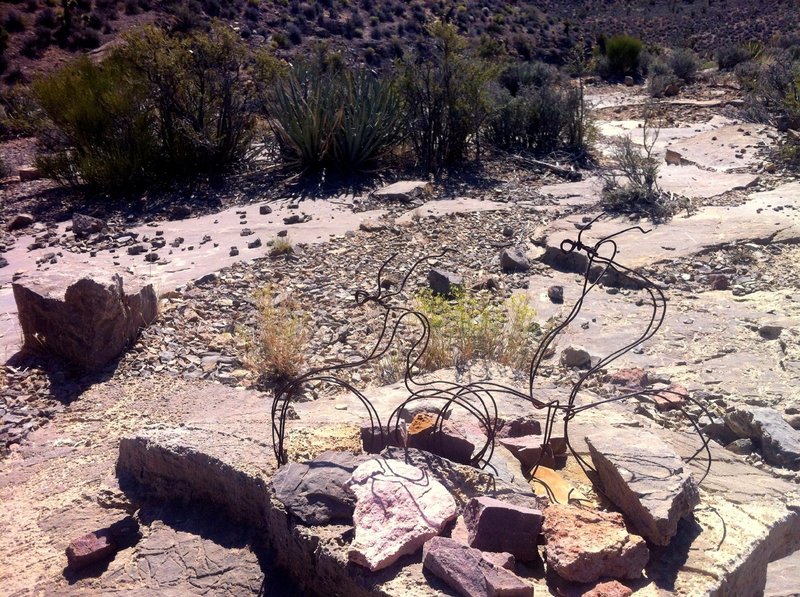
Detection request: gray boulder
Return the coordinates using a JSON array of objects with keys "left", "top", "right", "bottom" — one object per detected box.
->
[
  {"left": 586, "top": 428, "right": 700, "bottom": 546},
  {"left": 272, "top": 451, "right": 369, "bottom": 525},
  {"left": 428, "top": 268, "right": 463, "bottom": 297},
  {"left": 725, "top": 406, "right": 800, "bottom": 470},
  {"left": 72, "top": 213, "right": 107, "bottom": 237},
  {"left": 500, "top": 248, "right": 530, "bottom": 272},
  {"left": 12, "top": 271, "right": 158, "bottom": 371}
]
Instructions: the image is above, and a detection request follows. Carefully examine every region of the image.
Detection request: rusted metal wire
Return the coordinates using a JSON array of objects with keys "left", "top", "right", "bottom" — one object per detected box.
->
[{"left": 270, "top": 213, "right": 714, "bottom": 490}]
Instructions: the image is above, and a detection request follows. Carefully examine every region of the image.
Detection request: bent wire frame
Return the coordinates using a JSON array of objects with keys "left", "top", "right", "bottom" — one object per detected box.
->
[{"left": 270, "top": 214, "right": 714, "bottom": 493}]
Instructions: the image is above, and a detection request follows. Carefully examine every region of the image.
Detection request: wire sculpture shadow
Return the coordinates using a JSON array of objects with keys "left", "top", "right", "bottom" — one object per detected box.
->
[{"left": 270, "top": 213, "right": 714, "bottom": 501}]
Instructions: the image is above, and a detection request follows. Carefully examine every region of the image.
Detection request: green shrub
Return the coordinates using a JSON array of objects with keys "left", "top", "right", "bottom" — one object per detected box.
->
[
  {"left": 647, "top": 58, "right": 679, "bottom": 98},
  {"left": 33, "top": 22, "right": 259, "bottom": 189},
  {"left": 604, "top": 34, "right": 642, "bottom": 78},
  {"left": 33, "top": 55, "right": 157, "bottom": 188},
  {"left": 399, "top": 22, "right": 494, "bottom": 171},
  {"left": 716, "top": 44, "right": 751, "bottom": 70},
  {"left": 267, "top": 63, "right": 402, "bottom": 171},
  {"left": 668, "top": 48, "right": 699, "bottom": 83},
  {"left": 413, "top": 288, "right": 538, "bottom": 372},
  {"left": 740, "top": 55, "right": 800, "bottom": 130}
]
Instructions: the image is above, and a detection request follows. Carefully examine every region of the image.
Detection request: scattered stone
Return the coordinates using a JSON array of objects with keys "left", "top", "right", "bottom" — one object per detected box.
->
[
  {"left": 359, "top": 219, "right": 388, "bottom": 232},
  {"left": 348, "top": 458, "right": 458, "bottom": 571},
  {"left": 283, "top": 214, "right": 308, "bottom": 225},
  {"left": 423, "top": 537, "right": 533, "bottom": 597},
  {"left": 542, "top": 504, "right": 649, "bottom": 584},
  {"left": 725, "top": 438, "right": 755, "bottom": 455},
  {"left": 13, "top": 271, "right": 158, "bottom": 371},
  {"left": 247, "top": 238, "right": 262, "bottom": 249},
  {"left": 471, "top": 275, "right": 500, "bottom": 292},
  {"left": 665, "top": 149, "right": 684, "bottom": 166},
  {"left": 18, "top": 165, "right": 43, "bottom": 181},
  {"left": 500, "top": 247, "right": 531, "bottom": 272},
  {"left": 373, "top": 180, "right": 432, "bottom": 203},
  {"left": 463, "top": 496, "right": 543, "bottom": 561},
  {"left": 428, "top": 268, "right": 463, "bottom": 297},
  {"left": 229, "top": 247, "right": 239, "bottom": 257},
  {"left": 652, "top": 384, "right": 689, "bottom": 411},
  {"left": 499, "top": 434, "right": 565, "bottom": 470},
  {"left": 406, "top": 412, "right": 474, "bottom": 464},
  {"left": 6, "top": 213, "right": 35, "bottom": 231},
  {"left": 272, "top": 451, "right": 368, "bottom": 525},
  {"left": 560, "top": 346, "right": 592, "bottom": 369},
  {"left": 259, "top": 205, "right": 272, "bottom": 215},
  {"left": 0, "top": 257, "right": 8, "bottom": 268},
  {"left": 72, "top": 213, "right": 107, "bottom": 238},
  {"left": 586, "top": 428, "right": 700, "bottom": 546},
  {"left": 502, "top": 226, "right": 514, "bottom": 237},
  {"left": 583, "top": 580, "right": 633, "bottom": 597},
  {"left": 758, "top": 325, "right": 783, "bottom": 340},
  {"left": 66, "top": 529, "right": 116, "bottom": 571},
  {"left": 547, "top": 285, "right": 564, "bottom": 303},
  {"left": 608, "top": 368, "right": 648, "bottom": 388},
  {"left": 709, "top": 274, "right": 729, "bottom": 290},
  {"left": 624, "top": 76, "right": 635, "bottom": 86},
  {"left": 144, "top": 252, "right": 159, "bottom": 263},
  {"left": 170, "top": 205, "right": 192, "bottom": 220},
  {"left": 498, "top": 416, "right": 542, "bottom": 439},
  {"left": 125, "top": 244, "right": 144, "bottom": 256},
  {"left": 725, "top": 406, "right": 800, "bottom": 470},
  {"left": 240, "top": 228, "right": 254, "bottom": 237}
]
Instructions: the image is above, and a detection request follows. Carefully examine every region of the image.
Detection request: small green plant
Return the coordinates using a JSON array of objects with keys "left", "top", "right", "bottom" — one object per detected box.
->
[
  {"left": 412, "top": 288, "right": 538, "bottom": 372},
  {"left": 604, "top": 34, "right": 642, "bottom": 78},
  {"left": 246, "top": 286, "right": 309, "bottom": 382},
  {"left": 716, "top": 44, "right": 752, "bottom": 70}
]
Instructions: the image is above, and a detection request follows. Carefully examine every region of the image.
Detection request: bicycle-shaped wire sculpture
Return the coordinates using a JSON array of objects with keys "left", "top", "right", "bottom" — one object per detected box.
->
[{"left": 270, "top": 213, "right": 714, "bottom": 500}]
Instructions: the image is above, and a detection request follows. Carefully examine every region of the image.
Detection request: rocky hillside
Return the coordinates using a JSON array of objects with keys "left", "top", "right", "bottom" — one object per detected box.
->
[{"left": 1, "top": 0, "right": 798, "bottom": 85}]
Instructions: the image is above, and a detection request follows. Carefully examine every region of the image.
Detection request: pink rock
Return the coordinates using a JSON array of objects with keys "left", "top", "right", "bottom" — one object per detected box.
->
[
  {"left": 66, "top": 530, "right": 116, "bottom": 570},
  {"left": 406, "top": 413, "right": 475, "bottom": 464},
  {"left": 498, "top": 415, "right": 542, "bottom": 438},
  {"left": 652, "top": 384, "right": 688, "bottom": 411},
  {"left": 607, "top": 368, "right": 648, "bottom": 388},
  {"left": 583, "top": 580, "right": 634, "bottom": 597},
  {"left": 423, "top": 537, "right": 533, "bottom": 597},
  {"left": 498, "top": 434, "right": 566, "bottom": 470},
  {"left": 463, "top": 496, "right": 543, "bottom": 561},
  {"left": 348, "top": 458, "right": 458, "bottom": 571},
  {"left": 542, "top": 504, "right": 649, "bottom": 584}
]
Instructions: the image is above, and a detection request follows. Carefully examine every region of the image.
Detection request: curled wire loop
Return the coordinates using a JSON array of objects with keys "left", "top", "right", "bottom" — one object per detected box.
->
[{"left": 271, "top": 213, "right": 713, "bottom": 490}]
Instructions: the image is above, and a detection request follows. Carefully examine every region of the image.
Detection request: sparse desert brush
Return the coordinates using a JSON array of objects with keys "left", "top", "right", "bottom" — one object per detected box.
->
[
  {"left": 247, "top": 286, "right": 310, "bottom": 382},
  {"left": 269, "top": 236, "right": 294, "bottom": 256},
  {"left": 604, "top": 34, "right": 643, "bottom": 78},
  {"left": 412, "top": 288, "right": 538, "bottom": 372}
]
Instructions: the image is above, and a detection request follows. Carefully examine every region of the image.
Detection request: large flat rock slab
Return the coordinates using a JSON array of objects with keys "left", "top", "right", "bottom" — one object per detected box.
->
[
  {"left": 537, "top": 190, "right": 800, "bottom": 270},
  {"left": 667, "top": 123, "right": 774, "bottom": 172},
  {"left": 395, "top": 198, "right": 508, "bottom": 225}
]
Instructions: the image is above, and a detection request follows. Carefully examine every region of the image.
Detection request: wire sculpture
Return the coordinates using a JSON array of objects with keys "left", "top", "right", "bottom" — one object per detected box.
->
[{"left": 270, "top": 213, "right": 714, "bottom": 500}]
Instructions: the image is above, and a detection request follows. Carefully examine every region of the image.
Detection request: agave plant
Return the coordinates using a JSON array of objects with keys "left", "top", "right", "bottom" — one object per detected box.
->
[
  {"left": 331, "top": 71, "right": 405, "bottom": 170},
  {"left": 267, "top": 65, "right": 344, "bottom": 170},
  {"left": 267, "top": 63, "right": 404, "bottom": 171}
]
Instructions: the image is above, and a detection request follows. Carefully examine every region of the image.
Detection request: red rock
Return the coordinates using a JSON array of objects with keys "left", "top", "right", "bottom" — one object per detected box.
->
[
  {"left": 406, "top": 412, "right": 475, "bottom": 464},
  {"left": 6, "top": 213, "right": 35, "bottom": 231},
  {"left": 463, "top": 496, "right": 543, "bottom": 561},
  {"left": 423, "top": 537, "right": 533, "bottom": 597},
  {"left": 652, "top": 384, "right": 688, "bottom": 411},
  {"left": 542, "top": 504, "right": 649, "bottom": 584},
  {"left": 583, "top": 580, "right": 633, "bottom": 597},
  {"left": 708, "top": 274, "right": 729, "bottom": 291},
  {"left": 66, "top": 530, "right": 116, "bottom": 570},
  {"left": 607, "top": 368, "right": 648, "bottom": 388}
]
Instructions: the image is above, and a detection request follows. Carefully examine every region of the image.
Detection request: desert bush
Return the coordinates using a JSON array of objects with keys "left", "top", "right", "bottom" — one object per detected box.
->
[
  {"left": 33, "top": 55, "right": 156, "bottom": 188},
  {"left": 600, "top": 118, "right": 676, "bottom": 221},
  {"left": 647, "top": 58, "right": 679, "bottom": 98},
  {"left": 34, "top": 23, "right": 260, "bottom": 189},
  {"left": 268, "top": 236, "right": 294, "bottom": 255},
  {"left": 668, "top": 48, "right": 699, "bottom": 83},
  {"left": 247, "top": 286, "right": 309, "bottom": 382},
  {"left": 2, "top": 10, "right": 25, "bottom": 33},
  {"left": 740, "top": 55, "right": 800, "bottom": 130},
  {"left": 604, "top": 34, "right": 642, "bottom": 78},
  {"left": 716, "top": 44, "right": 751, "bottom": 70},
  {"left": 413, "top": 288, "right": 538, "bottom": 372},
  {"left": 119, "top": 24, "right": 257, "bottom": 173},
  {"left": 399, "top": 22, "right": 494, "bottom": 171},
  {"left": 267, "top": 62, "right": 402, "bottom": 171}
]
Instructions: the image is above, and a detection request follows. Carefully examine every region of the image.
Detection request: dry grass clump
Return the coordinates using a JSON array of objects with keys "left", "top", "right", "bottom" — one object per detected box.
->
[
  {"left": 246, "top": 286, "right": 309, "bottom": 382},
  {"left": 268, "top": 236, "right": 294, "bottom": 256}
]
